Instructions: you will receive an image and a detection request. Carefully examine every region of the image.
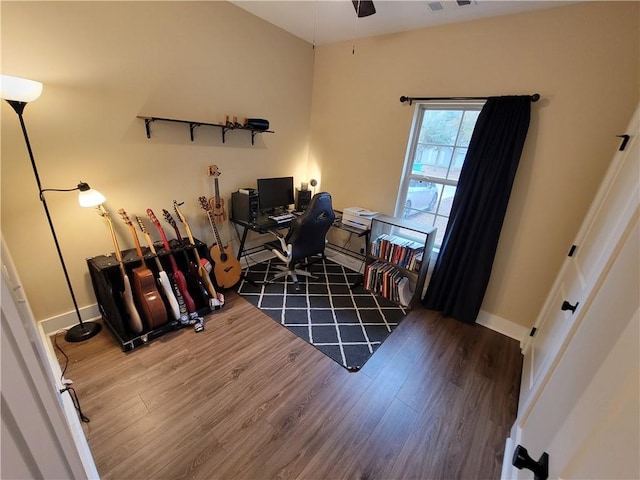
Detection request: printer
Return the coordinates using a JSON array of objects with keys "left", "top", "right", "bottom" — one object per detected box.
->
[{"left": 342, "top": 207, "right": 378, "bottom": 230}]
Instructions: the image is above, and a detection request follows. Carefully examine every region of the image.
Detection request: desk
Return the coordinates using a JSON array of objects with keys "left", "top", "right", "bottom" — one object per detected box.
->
[{"left": 230, "top": 211, "right": 370, "bottom": 262}]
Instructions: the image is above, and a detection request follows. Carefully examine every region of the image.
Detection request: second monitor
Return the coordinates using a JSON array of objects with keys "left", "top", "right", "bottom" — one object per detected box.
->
[{"left": 257, "top": 176, "right": 295, "bottom": 213}]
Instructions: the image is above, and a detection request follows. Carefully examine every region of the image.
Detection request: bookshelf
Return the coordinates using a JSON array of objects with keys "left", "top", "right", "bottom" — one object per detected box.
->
[{"left": 364, "top": 214, "right": 436, "bottom": 307}]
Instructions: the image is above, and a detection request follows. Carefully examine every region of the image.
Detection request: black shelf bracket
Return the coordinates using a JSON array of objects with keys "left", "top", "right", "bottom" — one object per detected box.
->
[
  {"left": 189, "top": 123, "right": 201, "bottom": 142},
  {"left": 222, "top": 126, "right": 232, "bottom": 143},
  {"left": 144, "top": 118, "right": 153, "bottom": 139},
  {"left": 137, "top": 115, "right": 273, "bottom": 145}
]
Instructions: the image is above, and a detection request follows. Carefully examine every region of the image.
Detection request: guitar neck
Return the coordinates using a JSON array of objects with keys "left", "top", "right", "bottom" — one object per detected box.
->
[
  {"left": 128, "top": 225, "right": 146, "bottom": 262},
  {"left": 142, "top": 231, "right": 164, "bottom": 271},
  {"left": 214, "top": 177, "right": 221, "bottom": 204},
  {"left": 173, "top": 202, "right": 202, "bottom": 259},
  {"left": 136, "top": 215, "right": 164, "bottom": 272},
  {"left": 100, "top": 208, "right": 126, "bottom": 274},
  {"left": 147, "top": 209, "right": 181, "bottom": 273},
  {"left": 199, "top": 195, "right": 224, "bottom": 247},
  {"left": 207, "top": 210, "right": 224, "bottom": 247},
  {"left": 178, "top": 215, "right": 202, "bottom": 262}
]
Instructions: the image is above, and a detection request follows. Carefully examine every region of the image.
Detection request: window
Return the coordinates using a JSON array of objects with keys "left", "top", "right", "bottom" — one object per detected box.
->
[{"left": 395, "top": 102, "right": 484, "bottom": 248}]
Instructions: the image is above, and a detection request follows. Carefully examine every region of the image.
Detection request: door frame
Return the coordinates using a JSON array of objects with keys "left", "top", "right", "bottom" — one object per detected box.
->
[{"left": 502, "top": 104, "right": 639, "bottom": 478}]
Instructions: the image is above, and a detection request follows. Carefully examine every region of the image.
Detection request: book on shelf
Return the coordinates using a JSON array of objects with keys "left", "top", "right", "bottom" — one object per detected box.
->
[
  {"left": 371, "top": 233, "right": 424, "bottom": 272},
  {"left": 363, "top": 260, "right": 412, "bottom": 305}
]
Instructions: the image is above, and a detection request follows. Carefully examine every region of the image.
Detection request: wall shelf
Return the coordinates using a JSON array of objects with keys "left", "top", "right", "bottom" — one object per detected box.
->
[{"left": 137, "top": 116, "right": 274, "bottom": 145}]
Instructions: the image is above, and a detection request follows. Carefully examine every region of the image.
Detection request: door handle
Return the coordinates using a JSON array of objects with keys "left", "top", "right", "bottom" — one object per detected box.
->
[
  {"left": 512, "top": 444, "right": 549, "bottom": 480},
  {"left": 561, "top": 300, "right": 579, "bottom": 313}
]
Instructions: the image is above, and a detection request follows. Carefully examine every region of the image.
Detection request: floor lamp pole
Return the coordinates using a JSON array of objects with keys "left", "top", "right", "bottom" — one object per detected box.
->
[{"left": 11, "top": 101, "right": 101, "bottom": 342}]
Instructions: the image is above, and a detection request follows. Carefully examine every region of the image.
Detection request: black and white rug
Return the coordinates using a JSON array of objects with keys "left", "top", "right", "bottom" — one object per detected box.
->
[{"left": 235, "top": 257, "right": 407, "bottom": 371}]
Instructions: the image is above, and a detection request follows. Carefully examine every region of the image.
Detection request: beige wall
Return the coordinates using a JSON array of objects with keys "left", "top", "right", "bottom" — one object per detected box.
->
[
  {"left": 2, "top": 1, "right": 638, "bottom": 331},
  {"left": 310, "top": 1, "right": 639, "bottom": 328},
  {"left": 1, "top": 1, "right": 314, "bottom": 321}
]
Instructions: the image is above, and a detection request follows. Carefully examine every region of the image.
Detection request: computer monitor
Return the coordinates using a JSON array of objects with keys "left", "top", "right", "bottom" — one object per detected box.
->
[{"left": 257, "top": 176, "right": 295, "bottom": 213}]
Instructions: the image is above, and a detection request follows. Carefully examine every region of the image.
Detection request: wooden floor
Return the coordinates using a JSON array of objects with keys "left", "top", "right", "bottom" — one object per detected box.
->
[{"left": 54, "top": 291, "right": 523, "bottom": 480}]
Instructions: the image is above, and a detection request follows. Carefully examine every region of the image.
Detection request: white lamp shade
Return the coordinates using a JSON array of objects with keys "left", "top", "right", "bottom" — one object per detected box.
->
[
  {"left": 0, "top": 74, "right": 43, "bottom": 102},
  {"left": 78, "top": 188, "right": 106, "bottom": 208}
]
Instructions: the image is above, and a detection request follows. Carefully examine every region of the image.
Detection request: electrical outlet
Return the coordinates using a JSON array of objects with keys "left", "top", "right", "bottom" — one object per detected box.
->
[{"left": 207, "top": 165, "right": 216, "bottom": 176}]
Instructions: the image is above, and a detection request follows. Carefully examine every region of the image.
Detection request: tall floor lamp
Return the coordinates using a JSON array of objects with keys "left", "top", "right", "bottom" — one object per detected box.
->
[{"left": 1, "top": 74, "right": 105, "bottom": 342}]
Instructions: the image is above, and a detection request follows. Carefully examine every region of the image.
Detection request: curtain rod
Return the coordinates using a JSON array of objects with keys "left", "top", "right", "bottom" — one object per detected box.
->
[{"left": 399, "top": 94, "right": 540, "bottom": 105}]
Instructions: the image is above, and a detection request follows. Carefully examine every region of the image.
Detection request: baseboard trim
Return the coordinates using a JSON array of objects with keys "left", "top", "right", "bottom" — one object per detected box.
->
[
  {"left": 40, "top": 250, "right": 277, "bottom": 337},
  {"left": 43, "top": 252, "right": 527, "bottom": 343},
  {"left": 477, "top": 310, "right": 528, "bottom": 343},
  {"left": 39, "top": 304, "right": 102, "bottom": 337}
]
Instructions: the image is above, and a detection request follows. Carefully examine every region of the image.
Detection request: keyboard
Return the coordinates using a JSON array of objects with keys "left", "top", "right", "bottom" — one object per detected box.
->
[
  {"left": 254, "top": 218, "right": 273, "bottom": 227},
  {"left": 268, "top": 213, "right": 295, "bottom": 223}
]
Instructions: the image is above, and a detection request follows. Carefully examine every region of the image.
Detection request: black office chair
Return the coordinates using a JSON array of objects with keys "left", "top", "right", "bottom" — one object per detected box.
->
[{"left": 268, "top": 192, "right": 335, "bottom": 290}]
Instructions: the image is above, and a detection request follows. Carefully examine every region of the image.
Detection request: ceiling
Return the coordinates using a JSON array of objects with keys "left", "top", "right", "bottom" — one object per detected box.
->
[{"left": 230, "top": 0, "right": 575, "bottom": 46}]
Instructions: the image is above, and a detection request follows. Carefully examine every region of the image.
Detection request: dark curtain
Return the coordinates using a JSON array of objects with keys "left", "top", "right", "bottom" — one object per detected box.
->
[{"left": 422, "top": 95, "right": 532, "bottom": 324}]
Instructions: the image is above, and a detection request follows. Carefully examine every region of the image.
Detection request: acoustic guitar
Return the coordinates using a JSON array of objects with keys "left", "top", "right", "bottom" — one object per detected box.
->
[
  {"left": 147, "top": 208, "right": 198, "bottom": 317},
  {"left": 97, "top": 205, "right": 144, "bottom": 334},
  {"left": 135, "top": 215, "right": 185, "bottom": 322},
  {"left": 162, "top": 208, "right": 211, "bottom": 309},
  {"left": 173, "top": 200, "right": 224, "bottom": 308},
  {"left": 208, "top": 165, "right": 227, "bottom": 223},
  {"left": 118, "top": 208, "right": 168, "bottom": 329},
  {"left": 199, "top": 195, "right": 242, "bottom": 288}
]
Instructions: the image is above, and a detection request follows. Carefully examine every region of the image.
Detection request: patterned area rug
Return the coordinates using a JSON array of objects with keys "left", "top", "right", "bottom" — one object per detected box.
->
[{"left": 235, "top": 257, "right": 407, "bottom": 371}]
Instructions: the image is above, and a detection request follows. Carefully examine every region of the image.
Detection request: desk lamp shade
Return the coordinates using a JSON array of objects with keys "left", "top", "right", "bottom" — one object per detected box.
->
[{"left": 77, "top": 182, "right": 106, "bottom": 207}]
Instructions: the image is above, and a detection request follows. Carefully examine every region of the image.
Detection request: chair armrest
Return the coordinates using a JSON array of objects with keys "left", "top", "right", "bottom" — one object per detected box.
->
[{"left": 268, "top": 230, "right": 288, "bottom": 253}]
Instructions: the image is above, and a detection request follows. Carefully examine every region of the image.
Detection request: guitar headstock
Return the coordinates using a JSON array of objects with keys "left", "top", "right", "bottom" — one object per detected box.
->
[
  {"left": 162, "top": 209, "right": 178, "bottom": 229},
  {"left": 118, "top": 208, "right": 133, "bottom": 226},
  {"left": 198, "top": 196, "right": 211, "bottom": 212},
  {"left": 173, "top": 200, "right": 187, "bottom": 224},
  {"left": 147, "top": 208, "right": 160, "bottom": 226},
  {"left": 208, "top": 165, "right": 221, "bottom": 178},
  {"left": 135, "top": 215, "right": 147, "bottom": 234},
  {"left": 97, "top": 204, "right": 110, "bottom": 218}
]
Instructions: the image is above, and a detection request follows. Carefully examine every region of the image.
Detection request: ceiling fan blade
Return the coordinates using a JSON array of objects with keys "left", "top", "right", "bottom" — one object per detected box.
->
[{"left": 352, "top": 0, "right": 376, "bottom": 18}]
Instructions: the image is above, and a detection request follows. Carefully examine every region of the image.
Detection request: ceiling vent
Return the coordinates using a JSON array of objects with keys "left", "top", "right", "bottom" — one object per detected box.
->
[{"left": 427, "top": 1, "right": 477, "bottom": 13}]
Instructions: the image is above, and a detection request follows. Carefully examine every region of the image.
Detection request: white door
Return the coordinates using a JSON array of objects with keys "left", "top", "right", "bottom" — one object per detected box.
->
[
  {"left": 503, "top": 104, "right": 639, "bottom": 479},
  {"left": 1, "top": 237, "right": 99, "bottom": 479}
]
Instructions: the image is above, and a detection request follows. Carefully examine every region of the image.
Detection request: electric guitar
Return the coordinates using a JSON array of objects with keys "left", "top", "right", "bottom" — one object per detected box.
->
[
  {"left": 118, "top": 208, "right": 168, "bottom": 329},
  {"left": 162, "top": 208, "right": 211, "bottom": 309},
  {"left": 135, "top": 214, "right": 184, "bottom": 323},
  {"left": 147, "top": 208, "right": 197, "bottom": 316},
  {"left": 97, "top": 205, "right": 144, "bottom": 334},
  {"left": 173, "top": 200, "right": 224, "bottom": 308},
  {"left": 199, "top": 195, "right": 242, "bottom": 288},
  {"left": 208, "top": 165, "right": 227, "bottom": 223}
]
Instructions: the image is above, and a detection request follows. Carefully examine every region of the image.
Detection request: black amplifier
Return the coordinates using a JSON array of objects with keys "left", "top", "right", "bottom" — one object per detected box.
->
[{"left": 231, "top": 190, "right": 259, "bottom": 223}]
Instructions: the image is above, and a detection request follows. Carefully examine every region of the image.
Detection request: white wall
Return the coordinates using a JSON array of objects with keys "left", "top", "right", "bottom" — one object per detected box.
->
[
  {"left": 310, "top": 1, "right": 639, "bottom": 328},
  {"left": 1, "top": 1, "right": 314, "bottom": 323},
  {"left": 2, "top": 1, "right": 639, "bottom": 332}
]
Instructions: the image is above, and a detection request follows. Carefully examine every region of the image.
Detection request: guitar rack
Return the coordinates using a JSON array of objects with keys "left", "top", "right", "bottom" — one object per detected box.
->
[{"left": 87, "top": 238, "right": 213, "bottom": 352}]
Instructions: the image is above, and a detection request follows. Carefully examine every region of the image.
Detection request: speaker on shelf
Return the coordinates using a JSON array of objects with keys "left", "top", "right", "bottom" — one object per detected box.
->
[
  {"left": 231, "top": 190, "right": 259, "bottom": 223},
  {"left": 295, "top": 188, "right": 312, "bottom": 212}
]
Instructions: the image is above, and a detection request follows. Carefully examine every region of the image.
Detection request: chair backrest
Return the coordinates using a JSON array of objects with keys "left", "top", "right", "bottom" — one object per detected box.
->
[{"left": 285, "top": 192, "right": 335, "bottom": 261}]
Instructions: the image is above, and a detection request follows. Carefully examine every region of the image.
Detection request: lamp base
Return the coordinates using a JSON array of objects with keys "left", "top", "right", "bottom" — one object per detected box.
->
[{"left": 65, "top": 321, "right": 102, "bottom": 342}]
